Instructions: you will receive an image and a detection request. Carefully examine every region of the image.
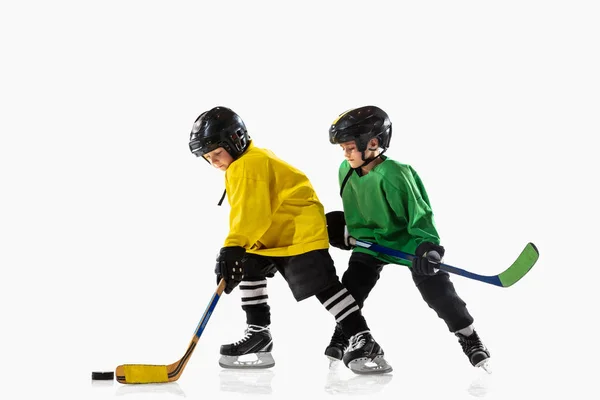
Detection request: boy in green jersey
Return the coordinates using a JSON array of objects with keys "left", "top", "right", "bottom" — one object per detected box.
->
[{"left": 324, "top": 105, "right": 490, "bottom": 370}]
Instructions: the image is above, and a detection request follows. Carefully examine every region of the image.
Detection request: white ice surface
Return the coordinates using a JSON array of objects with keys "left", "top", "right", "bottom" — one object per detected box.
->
[{"left": 1, "top": 1, "right": 599, "bottom": 399}]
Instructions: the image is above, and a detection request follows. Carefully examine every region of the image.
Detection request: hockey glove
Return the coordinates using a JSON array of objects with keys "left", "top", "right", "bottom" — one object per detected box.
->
[
  {"left": 325, "top": 211, "right": 352, "bottom": 250},
  {"left": 215, "top": 246, "right": 246, "bottom": 294},
  {"left": 411, "top": 242, "right": 445, "bottom": 275}
]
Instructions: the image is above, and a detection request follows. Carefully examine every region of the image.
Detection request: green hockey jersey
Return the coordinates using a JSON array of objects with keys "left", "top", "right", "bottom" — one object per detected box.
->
[{"left": 339, "top": 158, "right": 441, "bottom": 266}]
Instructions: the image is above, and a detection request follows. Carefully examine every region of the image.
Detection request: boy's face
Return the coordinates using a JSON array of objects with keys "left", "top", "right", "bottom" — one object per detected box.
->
[
  {"left": 340, "top": 141, "right": 364, "bottom": 169},
  {"left": 203, "top": 147, "right": 234, "bottom": 171}
]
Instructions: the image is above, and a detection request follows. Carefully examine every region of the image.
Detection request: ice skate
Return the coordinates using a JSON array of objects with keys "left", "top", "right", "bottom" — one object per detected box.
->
[
  {"left": 324, "top": 324, "right": 348, "bottom": 366},
  {"left": 342, "top": 331, "right": 392, "bottom": 375},
  {"left": 219, "top": 325, "right": 275, "bottom": 369},
  {"left": 456, "top": 330, "right": 491, "bottom": 373}
]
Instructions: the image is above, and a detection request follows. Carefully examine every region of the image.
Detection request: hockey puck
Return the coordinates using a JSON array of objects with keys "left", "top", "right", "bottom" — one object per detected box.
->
[{"left": 92, "top": 371, "right": 114, "bottom": 380}]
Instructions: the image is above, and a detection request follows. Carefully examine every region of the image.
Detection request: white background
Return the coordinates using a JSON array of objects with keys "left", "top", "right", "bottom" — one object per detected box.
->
[{"left": 1, "top": 1, "right": 599, "bottom": 399}]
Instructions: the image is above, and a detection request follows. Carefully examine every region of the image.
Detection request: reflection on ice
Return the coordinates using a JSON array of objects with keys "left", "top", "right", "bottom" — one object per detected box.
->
[
  {"left": 325, "top": 362, "right": 393, "bottom": 395},
  {"left": 114, "top": 382, "right": 186, "bottom": 397},
  {"left": 219, "top": 368, "right": 275, "bottom": 395}
]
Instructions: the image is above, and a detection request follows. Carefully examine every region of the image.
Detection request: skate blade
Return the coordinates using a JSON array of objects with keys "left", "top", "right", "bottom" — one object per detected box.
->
[
  {"left": 327, "top": 356, "right": 343, "bottom": 369},
  {"left": 475, "top": 359, "right": 492, "bottom": 374},
  {"left": 347, "top": 355, "right": 393, "bottom": 375},
  {"left": 219, "top": 353, "right": 275, "bottom": 369}
]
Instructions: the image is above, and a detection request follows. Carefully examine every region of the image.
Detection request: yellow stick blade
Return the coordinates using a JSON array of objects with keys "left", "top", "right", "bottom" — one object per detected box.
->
[{"left": 116, "top": 364, "right": 169, "bottom": 384}]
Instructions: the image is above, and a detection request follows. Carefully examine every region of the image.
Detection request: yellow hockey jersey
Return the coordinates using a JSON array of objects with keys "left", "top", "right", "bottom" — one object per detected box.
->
[{"left": 223, "top": 141, "right": 329, "bottom": 256}]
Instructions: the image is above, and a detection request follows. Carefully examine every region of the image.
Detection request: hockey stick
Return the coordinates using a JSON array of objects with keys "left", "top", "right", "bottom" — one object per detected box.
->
[
  {"left": 115, "top": 279, "right": 226, "bottom": 384},
  {"left": 348, "top": 238, "right": 539, "bottom": 287}
]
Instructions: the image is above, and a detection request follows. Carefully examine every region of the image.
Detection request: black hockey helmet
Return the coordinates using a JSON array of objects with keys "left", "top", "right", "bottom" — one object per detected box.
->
[
  {"left": 189, "top": 106, "right": 250, "bottom": 160},
  {"left": 329, "top": 105, "right": 392, "bottom": 152}
]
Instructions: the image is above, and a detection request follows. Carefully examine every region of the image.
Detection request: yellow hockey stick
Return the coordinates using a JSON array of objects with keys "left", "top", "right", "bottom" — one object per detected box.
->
[{"left": 115, "top": 279, "right": 226, "bottom": 384}]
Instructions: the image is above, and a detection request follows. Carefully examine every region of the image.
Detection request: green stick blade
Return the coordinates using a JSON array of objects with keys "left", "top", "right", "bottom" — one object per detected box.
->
[{"left": 498, "top": 243, "right": 539, "bottom": 287}]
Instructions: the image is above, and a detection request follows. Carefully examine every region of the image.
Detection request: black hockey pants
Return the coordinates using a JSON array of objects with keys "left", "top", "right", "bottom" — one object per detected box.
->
[{"left": 342, "top": 252, "right": 474, "bottom": 332}]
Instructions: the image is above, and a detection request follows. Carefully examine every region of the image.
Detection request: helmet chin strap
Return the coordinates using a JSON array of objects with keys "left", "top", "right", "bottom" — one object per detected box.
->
[
  {"left": 339, "top": 147, "right": 387, "bottom": 197},
  {"left": 359, "top": 147, "right": 385, "bottom": 166}
]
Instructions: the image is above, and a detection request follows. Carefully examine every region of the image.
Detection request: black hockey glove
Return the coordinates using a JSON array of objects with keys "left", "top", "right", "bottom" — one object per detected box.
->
[
  {"left": 325, "top": 211, "right": 353, "bottom": 251},
  {"left": 411, "top": 242, "right": 445, "bottom": 276},
  {"left": 215, "top": 246, "right": 246, "bottom": 294}
]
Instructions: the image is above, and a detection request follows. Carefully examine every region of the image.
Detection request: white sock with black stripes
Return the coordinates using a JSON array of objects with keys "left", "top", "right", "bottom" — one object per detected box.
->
[
  {"left": 322, "top": 287, "right": 361, "bottom": 324},
  {"left": 316, "top": 282, "right": 369, "bottom": 337},
  {"left": 240, "top": 279, "right": 269, "bottom": 307}
]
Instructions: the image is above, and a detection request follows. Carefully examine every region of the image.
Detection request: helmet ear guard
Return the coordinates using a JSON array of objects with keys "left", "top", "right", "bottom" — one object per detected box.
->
[
  {"left": 378, "top": 125, "right": 392, "bottom": 149},
  {"left": 228, "top": 129, "right": 249, "bottom": 156}
]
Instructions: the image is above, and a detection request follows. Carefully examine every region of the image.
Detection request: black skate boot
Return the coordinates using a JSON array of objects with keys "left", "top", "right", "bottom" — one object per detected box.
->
[
  {"left": 219, "top": 325, "right": 275, "bottom": 369},
  {"left": 342, "top": 331, "right": 392, "bottom": 375},
  {"left": 324, "top": 324, "right": 348, "bottom": 362},
  {"left": 456, "top": 330, "right": 491, "bottom": 371}
]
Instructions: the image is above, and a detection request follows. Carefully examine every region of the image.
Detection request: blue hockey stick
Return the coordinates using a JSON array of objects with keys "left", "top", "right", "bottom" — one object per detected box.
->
[{"left": 348, "top": 238, "right": 539, "bottom": 288}]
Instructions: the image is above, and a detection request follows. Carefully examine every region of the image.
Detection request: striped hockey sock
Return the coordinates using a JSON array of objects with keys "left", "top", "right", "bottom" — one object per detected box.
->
[
  {"left": 240, "top": 279, "right": 271, "bottom": 327},
  {"left": 317, "top": 282, "right": 368, "bottom": 336}
]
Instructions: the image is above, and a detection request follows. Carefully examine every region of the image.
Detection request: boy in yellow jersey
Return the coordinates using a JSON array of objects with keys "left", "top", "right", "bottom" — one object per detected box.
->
[{"left": 188, "top": 106, "right": 391, "bottom": 375}]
